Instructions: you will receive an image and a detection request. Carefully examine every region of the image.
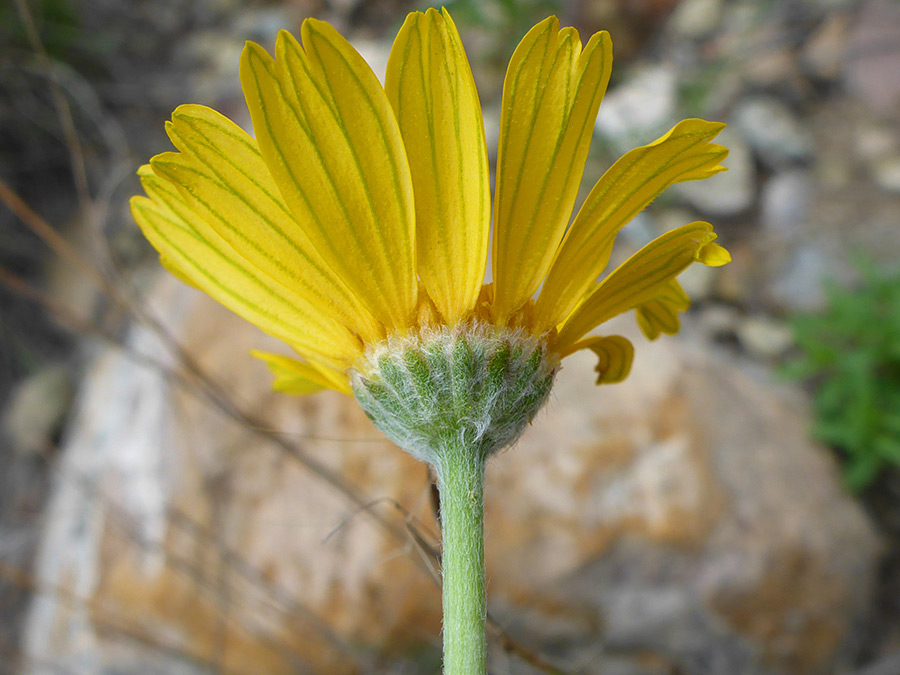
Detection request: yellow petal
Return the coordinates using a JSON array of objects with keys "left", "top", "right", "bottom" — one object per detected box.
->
[
  {"left": 251, "top": 350, "right": 352, "bottom": 395},
  {"left": 696, "top": 240, "right": 731, "bottom": 266},
  {"left": 534, "top": 119, "right": 728, "bottom": 330},
  {"left": 159, "top": 254, "right": 199, "bottom": 289},
  {"left": 555, "top": 221, "right": 725, "bottom": 354},
  {"left": 239, "top": 27, "right": 417, "bottom": 333},
  {"left": 150, "top": 105, "right": 382, "bottom": 344},
  {"left": 132, "top": 167, "right": 362, "bottom": 368},
  {"left": 491, "top": 18, "right": 613, "bottom": 323},
  {"left": 568, "top": 335, "right": 634, "bottom": 384},
  {"left": 384, "top": 8, "right": 490, "bottom": 324},
  {"left": 635, "top": 280, "right": 690, "bottom": 340}
]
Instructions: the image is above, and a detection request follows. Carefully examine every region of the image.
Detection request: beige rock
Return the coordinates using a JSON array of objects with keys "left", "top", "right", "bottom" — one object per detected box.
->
[
  {"left": 800, "top": 13, "right": 850, "bottom": 81},
  {"left": 2, "top": 365, "right": 73, "bottom": 457},
  {"left": 25, "top": 273, "right": 881, "bottom": 674}
]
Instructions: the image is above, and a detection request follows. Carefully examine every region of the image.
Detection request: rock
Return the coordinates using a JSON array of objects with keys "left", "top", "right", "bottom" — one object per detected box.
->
[
  {"left": 172, "top": 32, "right": 245, "bottom": 103},
  {"left": 816, "top": 155, "right": 853, "bottom": 191},
  {"left": 768, "top": 246, "right": 833, "bottom": 312},
  {"left": 800, "top": 13, "right": 851, "bottom": 81},
  {"left": 761, "top": 171, "right": 813, "bottom": 237},
  {"left": 676, "top": 128, "right": 756, "bottom": 216},
  {"left": 490, "top": 332, "right": 879, "bottom": 674},
  {"left": 872, "top": 156, "right": 900, "bottom": 194},
  {"left": 653, "top": 207, "right": 697, "bottom": 235},
  {"left": 698, "top": 304, "right": 741, "bottom": 339},
  {"left": 615, "top": 211, "right": 657, "bottom": 249},
  {"left": 736, "top": 315, "right": 795, "bottom": 359},
  {"left": 854, "top": 123, "right": 899, "bottom": 163},
  {"left": 595, "top": 64, "right": 677, "bottom": 154},
  {"left": 733, "top": 97, "right": 814, "bottom": 169},
  {"left": 740, "top": 45, "right": 802, "bottom": 90},
  {"left": 797, "top": 0, "right": 857, "bottom": 14},
  {"left": 25, "top": 274, "right": 881, "bottom": 674},
  {"left": 714, "top": 239, "right": 756, "bottom": 305},
  {"left": 668, "top": 0, "right": 723, "bottom": 39},
  {"left": 1, "top": 365, "right": 74, "bottom": 457},
  {"left": 844, "top": 0, "right": 900, "bottom": 113}
]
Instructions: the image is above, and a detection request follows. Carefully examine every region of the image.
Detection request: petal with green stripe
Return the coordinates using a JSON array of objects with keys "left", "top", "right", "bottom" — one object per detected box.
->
[
  {"left": 150, "top": 105, "right": 382, "bottom": 344},
  {"left": 566, "top": 335, "right": 634, "bottom": 384},
  {"left": 252, "top": 350, "right": 351, "bottom": 395},
  {"left": 635, "top": 279, "right": 690, "bottom": 340},
  {"left": 385, "top": 8, "right": 490, "bottom": 324},
  {"left": 555, "top": 221, "right": 729, "bottom": 354},
  {"left": 535, "top": 119, "right": 728, "bottom": 331},
  {"left": 132, "top": 167, "right": 362, "bottom": 367},
  {"left": 491, "top": 18, "right": 612, "bottom": 323},
  {"left": 239, "top": 26, "right": 417, "bottom": 333}
]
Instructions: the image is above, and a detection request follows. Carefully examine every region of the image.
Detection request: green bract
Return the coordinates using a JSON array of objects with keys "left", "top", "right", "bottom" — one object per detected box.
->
[{"left": 351, "top": 324, "right": 556, "bottom": 466}]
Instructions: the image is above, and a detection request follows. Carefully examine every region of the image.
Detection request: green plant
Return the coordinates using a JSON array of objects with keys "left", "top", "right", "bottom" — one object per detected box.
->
[{"left": 785, "top": 260, "right": 900, "bottom": 490}]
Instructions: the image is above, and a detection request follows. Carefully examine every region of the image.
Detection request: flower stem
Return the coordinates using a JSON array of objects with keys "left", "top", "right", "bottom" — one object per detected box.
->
[{"left": 435, "top": 440, "right": 487, "bottom": 675}]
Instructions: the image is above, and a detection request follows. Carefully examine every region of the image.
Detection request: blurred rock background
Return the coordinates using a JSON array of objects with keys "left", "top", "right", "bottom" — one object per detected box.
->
[{"left": 1, "top": 0, "right": 899, "bottom": 673}]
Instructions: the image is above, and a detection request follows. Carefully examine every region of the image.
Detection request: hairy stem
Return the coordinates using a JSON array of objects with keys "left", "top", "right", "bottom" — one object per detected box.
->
[{"left": 435, "top": 441, "right": 487, "bottom": 675}]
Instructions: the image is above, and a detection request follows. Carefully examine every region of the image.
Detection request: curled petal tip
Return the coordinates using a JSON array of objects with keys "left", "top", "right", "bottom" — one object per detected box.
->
[{"left": 697, "top": 240, "right": 731, "bottom": 267}]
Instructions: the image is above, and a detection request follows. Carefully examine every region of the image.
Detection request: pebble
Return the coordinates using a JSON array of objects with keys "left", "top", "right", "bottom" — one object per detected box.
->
[
  {"left": 733, "top": 96, "right": 814, "bottom": 168},
  {"left": 595, "top": 64, "right": 677, "bottom": 153},
  {"left": 737, "top": 315, "right": 795, "bottom": 359},
  {"left": 800, "top": 13, "right": 850, "bottom": 81},
  {"left": 741, "top": 45, "right": 801, "bottom": 90},
  {"left": 699, "top": 304, "right": 740, "bottom": 338},
  {"left": 714, "top": 240, "right": 754, "bottom": 305},
  {"left": 668, "top": 0, "right": 723, "bottom": 39},
  {"left": 653, "top": 208, "right": 698, "bottom": 235},
  {"left": 843, "top": 0, "right": 900, "bottom": 113},
  {"left": 872, "top": 156, "right": 900, "bottom": 194},
  {"left": 1, "top": 366, "right": 73, "bottom": 457},
  {"left": 769, "top": 246, "right": 831, "bottom": 312},
  {"left": 761, "top": 171, "right": 813, "bottom": 237},
  {"left": 854, "top": 123, "right": 898, "bottom": 162}
]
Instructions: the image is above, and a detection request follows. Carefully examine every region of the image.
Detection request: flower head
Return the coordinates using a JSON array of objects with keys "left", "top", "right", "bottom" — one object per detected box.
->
[{"left": 132, "top": 9, "right": 729, "bottom": 459}]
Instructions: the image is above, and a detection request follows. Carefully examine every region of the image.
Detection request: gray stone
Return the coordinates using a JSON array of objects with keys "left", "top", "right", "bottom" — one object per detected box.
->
[
  {"left": 668, "top": 0, "right": 723, "bottom": 39},
  {"left": 676, "top": 128, "right": 756, "bottom": 216},
  {"left": 733, "top": 97, "right": 814, "bottom": 168},
  {"left": 698, "top": 304, "right": 740, "bottom": 339},
  {"left": 761, "top": 171, "right": 813, "bottom": 237},
  {"left": 768, "top": 246, "right": 833, "bottom": 312},
  {"left": 844, "top": 0, "right": 900, "bottom": 113},
  {"left": 595, "top": 64, "right": 678, "bottom": 154},
  {"left": 737, "top": 315, "right": 795, "bottom": 359}
]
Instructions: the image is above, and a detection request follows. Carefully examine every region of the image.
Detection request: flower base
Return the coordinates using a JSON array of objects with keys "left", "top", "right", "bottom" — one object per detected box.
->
[{"left": 350, "top": 323, "right": 557, "bottom": 467}]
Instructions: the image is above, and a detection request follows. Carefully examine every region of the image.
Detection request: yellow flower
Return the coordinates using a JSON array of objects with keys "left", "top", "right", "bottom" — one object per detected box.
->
[
  {"left": 133, "top": 16, "right": 732, "bottom": 665},
  {"left": 131, "top": 8, "right": 729, "bottom": 402}
]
